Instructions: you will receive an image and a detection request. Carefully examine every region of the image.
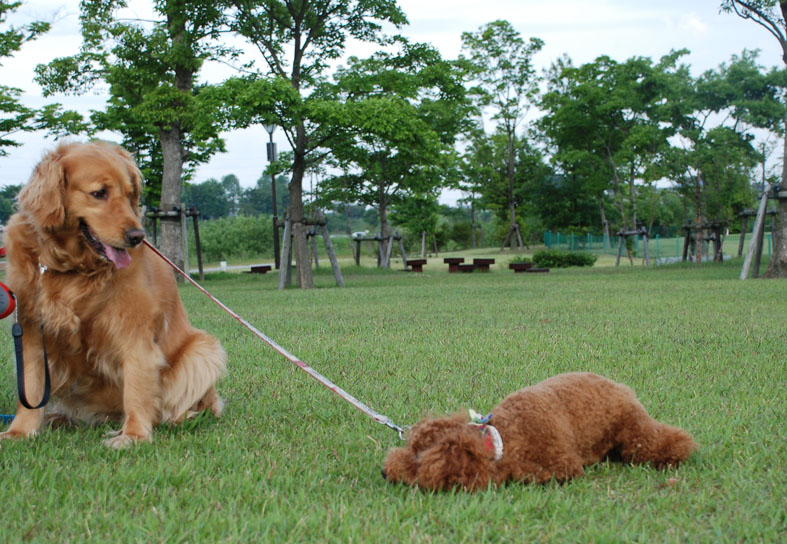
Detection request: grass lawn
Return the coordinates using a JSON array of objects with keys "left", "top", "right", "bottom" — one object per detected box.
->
[{"left": 0, "top": 257, "right": 784, "bottom": 542}]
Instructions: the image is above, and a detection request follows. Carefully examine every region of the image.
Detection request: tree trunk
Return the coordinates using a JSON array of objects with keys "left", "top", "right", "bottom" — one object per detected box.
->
[
  {"left": 598, "top": 195, "right": 610, "bottom": 249},
  {"left": 159, "top": 126, "right": 185, "bottom": 272},
  {"left": 695, "top": 171, "right": 705, "bottom": 264},
  {"left": 289, "top": 126, "right": 314, "bottom": 288},
  {"left": 765, "top": 109, "right": 787, "bottom": 277},
  {"left": 470, "top": 199, "right": 477, "bottom": 249},
  {"left": 506, "top": 128, "right": 522, "bottom": 251},
  {"left": 629, "top": 162, "right": 638, "bottom": 230},
  {"left": 378, "top": 195, "right": 391, "bottom": 268}
]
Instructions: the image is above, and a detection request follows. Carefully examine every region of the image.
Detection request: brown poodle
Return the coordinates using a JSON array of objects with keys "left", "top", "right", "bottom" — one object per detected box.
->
[{"left": 383, "top": 372, "right": 697, "bottom": 491}]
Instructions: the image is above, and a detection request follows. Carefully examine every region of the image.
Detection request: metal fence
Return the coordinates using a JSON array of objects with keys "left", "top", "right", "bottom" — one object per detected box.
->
[{"left": 543, "top": 229, "right": 773, "bottom": 261}]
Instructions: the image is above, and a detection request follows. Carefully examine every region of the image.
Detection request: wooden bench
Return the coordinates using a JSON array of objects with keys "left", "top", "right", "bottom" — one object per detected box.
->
[
  {"left": 406, "top": 259, "right": 427, "bottom": 272},
  {"left": 443, "top": 257, "right": 465, "bottom": 273},
  {"left": 457, "top": 264, "right": 476, "bottom": 273},
  {"left": 473, "top": 258, "right": 496, "bottom": 272},
  {"left": 509, "top": 262, "right": 533, "bottom": 273},
  {"left": 249, "top": 265, "right": 272, "bottom": 274}
]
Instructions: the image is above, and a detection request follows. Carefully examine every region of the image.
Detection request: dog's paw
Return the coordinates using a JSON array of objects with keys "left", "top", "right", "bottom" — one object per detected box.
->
[
  {"left": 103, "top": 432, "right": 152, "bottom": 449},
  {"left": 0, "top": 429, "right": 37, "bottom": 441},
  {"left": 210, "top": 396, "right": 225, "bottom": 418}
]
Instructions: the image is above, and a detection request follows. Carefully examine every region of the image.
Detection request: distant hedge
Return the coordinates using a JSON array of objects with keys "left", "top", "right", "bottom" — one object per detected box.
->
[
  {"left": 532, "top": 249, "right": 597, "bottom": 268},
  {"left": 188, "top": 215, "right": 274, "bottom": 263}
]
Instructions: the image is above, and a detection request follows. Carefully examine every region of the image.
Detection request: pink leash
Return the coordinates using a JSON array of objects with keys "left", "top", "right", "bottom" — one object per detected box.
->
[{"left": 144, "top": 240, "right": 406, "bottom": 438}]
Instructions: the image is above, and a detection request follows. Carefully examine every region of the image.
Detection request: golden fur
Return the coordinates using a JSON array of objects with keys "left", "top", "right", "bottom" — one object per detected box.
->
[
  {"left": 383, "top": 372, "right": 697, "bottom": 491},
  {"left": 0, "top": 141, "right": 226, "bottom": 448}
]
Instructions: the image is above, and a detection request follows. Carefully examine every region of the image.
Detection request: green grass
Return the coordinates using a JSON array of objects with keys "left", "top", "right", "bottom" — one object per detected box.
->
[{"left": 0, "top": 258, "right": 785, "bottom": 542}]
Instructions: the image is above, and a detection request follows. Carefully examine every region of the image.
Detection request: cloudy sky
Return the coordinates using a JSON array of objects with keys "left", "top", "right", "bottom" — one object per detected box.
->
[{"left": 1, "top": 0, "right": 783, "bottom": 202}]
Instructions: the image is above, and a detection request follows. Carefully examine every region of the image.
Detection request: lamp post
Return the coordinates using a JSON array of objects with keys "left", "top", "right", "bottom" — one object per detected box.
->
[{"left": 264, "top": 124, "right": 281, "bottom": 269}]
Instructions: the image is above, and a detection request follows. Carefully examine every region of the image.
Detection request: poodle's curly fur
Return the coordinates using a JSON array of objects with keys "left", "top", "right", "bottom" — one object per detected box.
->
[{"left": 383, "top": 372, "right": 697, "bottom": 491}]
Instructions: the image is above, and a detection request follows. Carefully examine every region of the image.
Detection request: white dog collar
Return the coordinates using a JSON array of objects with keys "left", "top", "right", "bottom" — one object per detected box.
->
[{"left": 469, "top": 409, "right": 504, "bottom": 461}]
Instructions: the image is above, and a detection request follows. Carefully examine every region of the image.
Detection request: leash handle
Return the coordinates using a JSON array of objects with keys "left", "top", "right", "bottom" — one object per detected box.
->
[{"left": 12, "top": 297, "right": 51, "bottom": 410}]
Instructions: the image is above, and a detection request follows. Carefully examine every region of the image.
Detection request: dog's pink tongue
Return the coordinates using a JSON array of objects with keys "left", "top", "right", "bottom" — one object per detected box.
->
[{"left": 103, "top": 243, "right": 132, "bottom": 269}]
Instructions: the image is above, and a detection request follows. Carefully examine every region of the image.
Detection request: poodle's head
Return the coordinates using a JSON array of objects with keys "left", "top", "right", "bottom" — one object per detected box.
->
[{"left": 382, "top": 412, "right": 497, "bottom": 492}]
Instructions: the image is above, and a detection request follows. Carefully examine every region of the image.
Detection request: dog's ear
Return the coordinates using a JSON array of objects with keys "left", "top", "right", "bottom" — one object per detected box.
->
[
  {"left": 415, "top": 426, "right": 494, "bottom": 492},
  {"left": 112, "top": 144, "right": 143, "bottom": 211},
  {"left": 382, "top": 447, "right": 419, "bottom": 486},
  {"left": 406, "top": 413, "right": 470, "bottom": 455},
  {"left": 18, "top": 146, "right": 67, "bottom": 229}
]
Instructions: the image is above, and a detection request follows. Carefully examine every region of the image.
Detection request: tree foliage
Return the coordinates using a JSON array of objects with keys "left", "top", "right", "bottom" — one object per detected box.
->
[
  {"left": 0, "top": 1, "right": 86, "bottom": 155},
  {"left": 315, "top": 40, "right": 470, "bottom": 264}
]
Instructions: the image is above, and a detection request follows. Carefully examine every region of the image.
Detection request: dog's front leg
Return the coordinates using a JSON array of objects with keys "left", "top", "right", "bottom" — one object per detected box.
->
[
  {"left": 103, "top": 344, "right": 163, "bottom": 449},
  {"left": 0, "top": 331, "right": 47, "bottom": 440}
]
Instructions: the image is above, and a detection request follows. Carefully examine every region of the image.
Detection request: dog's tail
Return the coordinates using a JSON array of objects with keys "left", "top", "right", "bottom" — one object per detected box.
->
[
  {"left": 159, "top": 331, "right": 227, "bottom": 422},
  {"left": 619, "top": 417, "right": 698, "bottom": 469},
  {"left": 645, "top": 422, "right": 698, "bottom": 469}
]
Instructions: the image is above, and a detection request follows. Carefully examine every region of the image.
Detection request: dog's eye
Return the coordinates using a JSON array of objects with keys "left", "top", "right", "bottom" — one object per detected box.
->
[{"left": 90, "top": 189, "right": 108, "bottom": 200}]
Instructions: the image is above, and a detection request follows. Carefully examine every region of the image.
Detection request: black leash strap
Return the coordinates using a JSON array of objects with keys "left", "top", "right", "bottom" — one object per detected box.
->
[{"left": 11, "top": 295, "right": 51, "bottom": 410}]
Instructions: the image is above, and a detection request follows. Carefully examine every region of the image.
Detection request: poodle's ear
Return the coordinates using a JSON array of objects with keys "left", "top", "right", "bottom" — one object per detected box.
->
[
  {"left": 382, "top": 447, "right": 419, "bottom": 486},
  {"left": 415, "top": 426, "right": 494, "bottom": 492},
  {"left": 18, "top": 147, "right": 67, "bottom": 229},
  {"left": 406, "top": 413, "right": 470, "bottom": 455}
]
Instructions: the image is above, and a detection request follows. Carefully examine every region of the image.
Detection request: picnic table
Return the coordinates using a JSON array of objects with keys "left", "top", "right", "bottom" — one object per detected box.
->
[
  {"left": 406, "top": 259, "right": 427, "bottom": 272},
  {"left": 472, "top": 258, "right": 496, "bottom": 272},
  {"left": 443, "top": 257, "right": 465, "bottom": 273},
  {"left": 508, "top": 262, "right": 533, "bottom": 273}
]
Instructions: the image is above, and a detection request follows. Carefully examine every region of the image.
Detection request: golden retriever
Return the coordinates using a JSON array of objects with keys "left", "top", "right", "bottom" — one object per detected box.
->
[{"left": 1, "top": 141, "right": 226, "bottom": 448}]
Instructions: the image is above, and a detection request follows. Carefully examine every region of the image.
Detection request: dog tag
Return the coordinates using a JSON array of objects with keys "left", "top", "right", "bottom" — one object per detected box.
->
[{"left": 0, "top": 282, "right": 15, "bottom": 319}]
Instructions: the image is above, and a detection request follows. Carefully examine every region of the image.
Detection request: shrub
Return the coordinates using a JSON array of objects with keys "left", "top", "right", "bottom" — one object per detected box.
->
[
  {"left": 509, "top": 254, "right": 532, "bottom": 264},
  {"left": 189, "top": 215, "right": 274, "bottom": 263},
  {"left": 532, "top": 249, "right": 597, "bottom": 268}
]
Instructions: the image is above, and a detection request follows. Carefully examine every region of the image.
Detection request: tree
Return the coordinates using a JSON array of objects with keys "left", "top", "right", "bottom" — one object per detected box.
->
[
  {"left": 228, "top": 0, "right": 407, "bottom": 287},
  {"left": 666, "top": 50, "right": 780, "bottom": 260},
  {"left": 539, "top": 52, "right": 686, "bottom": 247},
  {"left": 316, "top": 40, "right": 470, "bottom": 266},
  {"left": 183, "top": 177, "right": 234, "bottom": 219},
  {"left": 36, "top": 0, "right": 237, "bottom": 270},
  {"left": 240, "top": 173, "right": 290, "bottom": 216},
  {"left": 461, "top": 20, "right": 544, "bottom": 250},
  {"left": 1, "top": 1, "right": 86, "bottom": 155},
  {"left": 722, "top": 0, "right": 787, "bottom": 276},
  {"left": 0, "top": 183, "right": 21, "bottom": 223}
]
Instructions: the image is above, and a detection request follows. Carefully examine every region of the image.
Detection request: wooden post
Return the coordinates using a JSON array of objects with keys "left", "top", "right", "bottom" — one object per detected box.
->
[
  {"left": 319, "top": 221, "right": 345, "bottom": 288},
  {"left": 682, "top": 225, "right": 691, "bottom": 261},
  {"left": 642, "top": 232, "right": 650, "bottom": 266},
  {"left": 615, "top": 233, "right": 623, "bottom": 267},
  {"left": 180, "top": 204, "right": 189, "bottom": 277},
  {"left": 741, "top": 184, "right": 771, "bottom": 280},
  {"left": 397, "top": 235, "right": 407, "bottom": 265},
  {"left": 737, "top": 214, "right": 749, "bottom": 257},
  {"left": 355, "top": 238, "right": 361, "bottom": 266},
  {"left": 753, "top": 221, "right": 766, "bottom": 278},
  {"left": 190, "top": 208, "right": 204, "bottom": 281},
  {"left": 278, "top": 218, "right": 292, "bottom": 290},
  {"left": 310, "top": 228, "right": 319, "bottom": 268},
  {"left": 384, "top": 235, "right": 394, "bottom": 268}
]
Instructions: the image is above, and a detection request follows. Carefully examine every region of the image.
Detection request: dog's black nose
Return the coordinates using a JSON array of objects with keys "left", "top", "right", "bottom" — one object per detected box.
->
[
  {"left": 125, "top": 228, "right": 145, "bottom": 247},
  {"left": 381, "top": 469, "right": 388, "bottom": 481}
]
